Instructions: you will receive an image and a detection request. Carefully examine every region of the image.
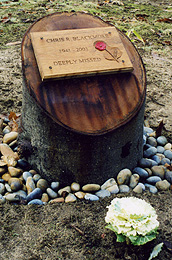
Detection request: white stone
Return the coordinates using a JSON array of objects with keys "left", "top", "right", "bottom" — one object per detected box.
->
[
  {"left": 101, "top": 178, "right": 117, "bottom": 190},
  {"left": 106, "top": 184, "right": 119, "bottom": 194},
  {"left": 164, "top": 143, "right": 172, "bottom": 150},
  {"left": 65, "top": 193, "right": 77, "bottom": 203},
  {"left": 71, "top": 182, "right": 80, "bottom": 192},
  {"left": 3, "top": 131, "right": 18, "bottom": 144}
]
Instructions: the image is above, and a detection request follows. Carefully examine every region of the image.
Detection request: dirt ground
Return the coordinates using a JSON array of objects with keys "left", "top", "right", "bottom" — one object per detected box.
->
[{"left": 0, "top": 0, "right": 172, "bottom": 259}]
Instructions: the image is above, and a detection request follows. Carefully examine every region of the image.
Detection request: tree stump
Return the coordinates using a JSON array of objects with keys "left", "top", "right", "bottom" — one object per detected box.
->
[{"left": 19, "top": 12, "right": 146, "bottom": 186}]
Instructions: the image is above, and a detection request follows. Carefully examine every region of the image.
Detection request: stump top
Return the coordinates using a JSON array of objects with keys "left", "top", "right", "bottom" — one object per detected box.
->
[{"left": 21, "top": 12, "right": 146, "bottom": 135}]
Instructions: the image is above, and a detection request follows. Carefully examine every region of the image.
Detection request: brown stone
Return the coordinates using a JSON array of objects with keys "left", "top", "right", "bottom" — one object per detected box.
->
[{"left": 49, "top": 197, "right": 64, "bottom": 204}]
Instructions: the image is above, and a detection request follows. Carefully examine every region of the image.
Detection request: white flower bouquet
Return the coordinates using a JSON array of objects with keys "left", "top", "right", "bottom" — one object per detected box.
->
[{"left": 105, "top": 197, "right": 159, "bottom": 246}]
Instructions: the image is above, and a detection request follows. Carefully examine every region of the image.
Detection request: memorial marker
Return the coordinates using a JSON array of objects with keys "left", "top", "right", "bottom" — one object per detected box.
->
[{"left": 31, "top": 27, "right": 133, "bottom": 81}]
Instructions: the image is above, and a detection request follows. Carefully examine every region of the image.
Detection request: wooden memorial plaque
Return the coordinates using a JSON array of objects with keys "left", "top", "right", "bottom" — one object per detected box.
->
[{"left": 31, "top": 27, "right": 133, "bottom": 81}]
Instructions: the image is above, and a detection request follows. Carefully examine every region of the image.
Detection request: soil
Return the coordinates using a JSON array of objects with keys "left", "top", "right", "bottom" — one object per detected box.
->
[{"left": 0, "top": 0, "right": 172, "bottom": 259}]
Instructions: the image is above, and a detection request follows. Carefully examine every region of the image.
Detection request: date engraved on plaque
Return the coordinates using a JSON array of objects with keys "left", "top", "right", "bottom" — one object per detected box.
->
[{"left": 31, "top": 27, "right": 133, "bottom": 81}]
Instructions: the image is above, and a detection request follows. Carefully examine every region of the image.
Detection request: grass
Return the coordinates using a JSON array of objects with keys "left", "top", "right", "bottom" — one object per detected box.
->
[{"left": 0, "top": 0, "right": 171, "bottom": 49}]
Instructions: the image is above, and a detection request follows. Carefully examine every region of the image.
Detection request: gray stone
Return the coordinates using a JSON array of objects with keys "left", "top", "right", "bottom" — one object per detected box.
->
[
  {"left": 138, "top": 158, "right": 152, "bottom": 168},
  {"left": 157, "top": 136, "right": 168, "bottom": 146},
  {"left": 146, "top": 176, "right": 162, "bottom": 185},
  {"left": 151, "top": 155, "right": 161, "bottom": 164},
  {"left": 0, "top": 183, "right": 5, "bottom": 195},
  {"left": 129, "top": 174, "right": 140, "bottom": 188},
  {"left": 71, "top": 182, "right": 80, "bottom": 192},
  {"left": 145, "top": 184, "right": 158, "bottom": 194},
  {"left": 82, "top": 184, "right": 100, "bottom": 192},
  {"left": 147, "top": 136, "right": 157, "bottom": 147},
  {"left": 26, "top": 188, "right": 42, "bottom": 202},
  {"left": 32, "top": 174, "right": 42, "bottom": 182},
  {"left": 5, "top": 183, "right": 12, "bottom": 192},
  {"left": 147, "top": 159, "right": 158, "bottom": 166},
  {"left": 144, "top": 168, "right": 152, "bottom": 176},
  {"left": 5, "top": 193, "right": 21, "bottom": 202},
  {"left": 165, "top": 171, "right": 172, "bottom": 184},
  {"left": 106, "top": 184, "right": 119, "bottom": 194},
  {"left": 0, "top": 194, "right": 6, "bottom": 204},
  {"left": 23, "top": 171, "right": 33, "bottom": 182},
  {"left": 119, "top": 185, "right": 130, "bottom": 193},
  {"left": 51, "top": 181, "right": 60, "bottom": 192},
  {"left": 156, "top": 180, "right": 170, "bottom": 191},
  {"left": 161, "top": 158, "right": 170, "bottom": 165},
  {"left": 46, "top": 188, "right": 58, "bottom": 199},
  {"left": 84, "top": 193, "right": 99, "bottom": 201},
  {"left": 156, "top": 146, "right": 165, "bottom": 153},
  {"left": 133, "top": 167, "right": 149, "bottom": 178},
  {"left": 101, "top": 178, "right": 117, "bottom": 190},
  {"left": 28, "top": 199, "right": 43, "bottom": 205},
  {"left": 138, "top": 182, "right": 145, "bottom": 191},
  {"left": 143, "top": 147, "right": 157, "bottom": 158},
  {"left": 151, "top": 165, "right": 165, "bottom": 179},
  {"left": 144, "top": 127, "right": 154, "bottom": 135},
  {"left": 65, "top": 193, "right": 77, "bottom": 203},
  {"left": 117, "top": 168, "right": 132, "bottom": 185},
  {"left": 8, "top": 178, "right": 23, "bottom": 192},
  {"left": 133, "top": 184, "right": 143, "bottom": 194},
  {"left": 95, "top": 189, "right": 111, "bottom": 198},
  {"left": 14, "top": 190, "right": 27, "bottom": 199},
  {"left": 164, "top": 150, "right": 172, "bottom": 160}
]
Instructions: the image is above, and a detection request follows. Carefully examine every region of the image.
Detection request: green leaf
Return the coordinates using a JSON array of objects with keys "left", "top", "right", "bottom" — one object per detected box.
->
[
  {"left": 129, "top": 232, "right": 157, "bottom": 246},
  {"left": 132, "top": 29, "right": 145, "bottom": 44},
  {"left": 116, "top": 233, "right": 126, "bottom": 243},
  {"left": 148, "top": 242, "right": 164, "bottom": 260}
]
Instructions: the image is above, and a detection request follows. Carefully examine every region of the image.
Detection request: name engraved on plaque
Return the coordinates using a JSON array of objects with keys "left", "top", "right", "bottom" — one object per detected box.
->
[{"left": 31, "top": 27, "right": 133, "bottom": 81}]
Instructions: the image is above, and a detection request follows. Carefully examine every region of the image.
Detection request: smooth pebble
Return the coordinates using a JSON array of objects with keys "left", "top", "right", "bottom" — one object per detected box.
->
[
  {"left": 156, "top": 146, "right": 165, "bottom": 153},
  {"left": 164, "top": 150, "right": 172, "bottom": 160},
  {"left": 143, "top": 147, "right": 157, "bottom": 158},
  {"left": 51, "top": 181, "right": 60, "bottom": 192},
  {"left": 32, "top": 174, "right": 41, "bottom": 182},
  {"left": 101, "top": 178, "right": 117, "bottom": 190},
  {"left": 165, "top": 171, "right": 172, "bottom": 184},
  {"left": 0, "top": 183, "right": 5, "bottom": 195},
  {"left": 82, "top": 184, "right": 100, "bottom": 192},
  {"left": 28, "top": 199, "right": 43, "bottom": 205},
  {"left": 119, "top": 185, "right": 130, "bottom": 193},
  {"left": 46, "top": 188, "right": 58, "bottom": 199},
  {"left": 147, "top": 136, "right": 157, "bottom": 147},
  {"left": 3, "top": 132, "right": 18, "bottom": 144},
  {"left": 133, "top": 167, "right": 149, "bottom": 178},
  {"left": 58, "top": 186, "right": 71, "bottom": 196},
  {"left": 157, "top": 136, "right": 168, "bottom": 146},
  {"left": 133, "top": 184, "right": 143, "bottom": 194},
  {"left": 106, "top": 184, "right": 119, "bottom": 194},
  {"left": 26, "top": 188, "right": 42, "bottom": 202},
  {"left": 0, "top": 194, "right": 6, "bottom": 204},
  {"left": 138, "top": 158, "right": 152, "bottom": 168},
  {"left": 37, "top": 179, "right": 49, "bottom": 192},
  {"left": 155, "top": 180, "right": 170, "bottom": 191},
  {"left": 74, "top": 191, "right": 85, "bottom": 199},
  {"left": 8, "top": 166, "right": 22, "bottom": 177},
  {"left": 8, "top": 177, "right": 23, "bottom": 191},
  {"left": 145, "top": 184, "right": 158, "bottom": 194},
  {"left": 71, "top": 182, "right": 80, "bottom": 192},
  {"left": 151, "top": 165, "right": 165, "bottom": 179},
  {"left": 129, "top": 174, "right": 139, "bottom": 188},
  {"left": 23, "top": 171, "right": 32, "bottom": 182},
  {"left": 146, "top": 176, "right": 162, "bottom": 185},
  {"left": 84, "top": 193, "right": 99, "bottom": 201},
  {"left": 95, "top": 189, "right": 111, "bottom": 198},
  {"left": 117, "top": 168, "right": 132, "bottom": 185},
  {"left": 65, "top": 193, "right": 77, "bottom": 203},
  {"left": 41, "top": 193, "right": 49, "bottom": 203},
  {"left": 26, "top": 176, "right": 35, "bottom": 194}
]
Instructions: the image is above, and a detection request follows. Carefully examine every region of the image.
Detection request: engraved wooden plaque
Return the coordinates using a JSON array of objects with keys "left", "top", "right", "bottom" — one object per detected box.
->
[{"left": 30, "top": 27, "right": 133, "bottom": 81}]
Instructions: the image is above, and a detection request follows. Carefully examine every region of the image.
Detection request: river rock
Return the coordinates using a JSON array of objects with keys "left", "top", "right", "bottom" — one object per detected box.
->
[
  {"left": 95, "top": 189, "right": 111, "bottom": 198},
  {"left": 156, "top": 153, "right": 165, "bottom": 161},
  {"left": 5, "top": 183, "right": 12, "bottom": 192},
  {"left": 0, "top": 143, "right": 16, "bottom": 158},
  {"left": 2, "top": 155, "right": 17, "bottom": 167},
  {"left": 144, "top": 127, "right": 154, "bottom": 135},
  {"left": 49, "top": 197, "right": 64, "bottom": 204},
  {"left": 26, "top": 176, "right": 35, "bottom": 194},
  {"left": 28, "top": 199, "right": 43, "bottom": 205},
  {"left": 164, "top": 143, "right": 172, "bottom": 150},
  {"left": 46, "top": 188, "right": 58, "bottom": 199},
  {"left": 129, "top": 174, "right": 139, "bottom": 188},
  {"left": 23, "top": 171, "right": 33, "bottom": 182},
  {"left": 26, "top": 188, "right": 42, "bottom": 202},
  {"left": 17, "top": 159, "right": 30, "bottom": 170},
  {"left": 147, "top": 159, "right": 158, "bottom": 166},
  {"left": 82, "top": 184, "right": 100, "bottom": 192},
  {"left": 41, "top": 193, "right": 49, "bottom": 203},
  {"left": 14, "top": 190, "right": 27, "bottom": 199},
  {"left": 146, "top": 176, "right": 162, "bottom": 185},
  {"left": 5, "top": 193, "right": 21, "bottom": 202},
  {"left": 164, "top": 150, "right": 172, "bottom": 160},
  {"left": 145, "top": 184, "right": 158, "bottom": 194},
  {"left": 106, "top": 184, "right": 119, "bottom": 194},
  {"left": 151, "top": 165, "right": 165, "bottom": 179},
  {"left": 138, "top": 158, "right": 152, "bottom": 168},
  {"left": 165, "top": 171, "right": 172, "bottom": 183},
  {"left": 117, "top": 168, "right": 132, "bottom": 185},
  {"left": 3, "top": 131, "right": 18, "bottom": 144},
  {"left": 138, "top": 182, "right": 145, "bottom": 191},
  {"left": 161, "top": 158, "right": 170, "bottom": 165},
  {"left": 37, "top": 179, "right": 49, "bottom": 192},
  {"left": 151, "top": 155, "right": 161, "bottom": 164},
  {"left": 32, "top": 174, "right": 41, "bottom": 182},
  {"left": 157, "top": 136, "right": 168, "bottom": 146},
  {"left": 147, "top": 136, "right": 157, "bottom": 147},
  {"left": 51, "top": 181, "right": 59, "bottom": 192},
  {"left": 8, "top": 177, "right": 23, "bottom": 191},
  {"left": 133, "top": 184, "right": 143, "bottom": 194},
  {"left": 0, "top": 183, "right": 5, "bottom": 195},
  {"left": 29, "top": 169, "right": 37, "bottom": 175},
  {"left": 119, "top": 185, "right": 130, "bottom": 193},
  {"left": 156, "top": 146, "right": 165, "bottom": 153},
  {"left": 3, "top": 125, "right": 11, "bottom": 134},
  {"left": 143, "top": 147, "right": 157, "bottom": 158},
  {"left": 133, "top": 167, "right": 149, "bottom": 178},
  {"left": 144, "top": 168, "right": 152, "bottom": 176},
  {"left": 65, "top": 193, "right": 77, "bottom": 203},
  {"left": 71, "top": 182, "right": 80, "bottom": 192},
  {"left": 0, "top": 167, "right": 7, "bottom": 175},
  {"left": 101, "top": 178, "right": 117, "bottom": 190},
  {"left": 74, "top": 191, "right": 85, "bottom": 199},
  {"left": 2, "top": 173, "right": 11, "bottom": 182},
  {"left": 156, "top": 180, "right": 170, "bottom": 191},
  {"left": 84, "top": 193, "right": 99, "bottom": 201},
  {"left": 8, "top": 166, "right": 22, "bottom": 177},
  {"left": 58, "top": 186, "right": 71, "bottom": 196},
  {"left": 0, "top": 194, "right": 6, "bottom": 204}
]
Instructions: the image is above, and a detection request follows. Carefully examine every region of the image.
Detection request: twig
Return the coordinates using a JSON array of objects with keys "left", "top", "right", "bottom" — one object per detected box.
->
[{"left": 70, "top": 224, "right": 85, "bottom": 236}]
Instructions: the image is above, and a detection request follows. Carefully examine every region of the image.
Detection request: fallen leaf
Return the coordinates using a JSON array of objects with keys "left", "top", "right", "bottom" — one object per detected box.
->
[
  {"left": 155, "top": 120, "right": 165, "bottom": 138},
  {"left": 148, "top": 242, "right": 164, "bottom": 260},
  {"left": 157, "top": 18, "right": 172, "bottom": 23}
]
